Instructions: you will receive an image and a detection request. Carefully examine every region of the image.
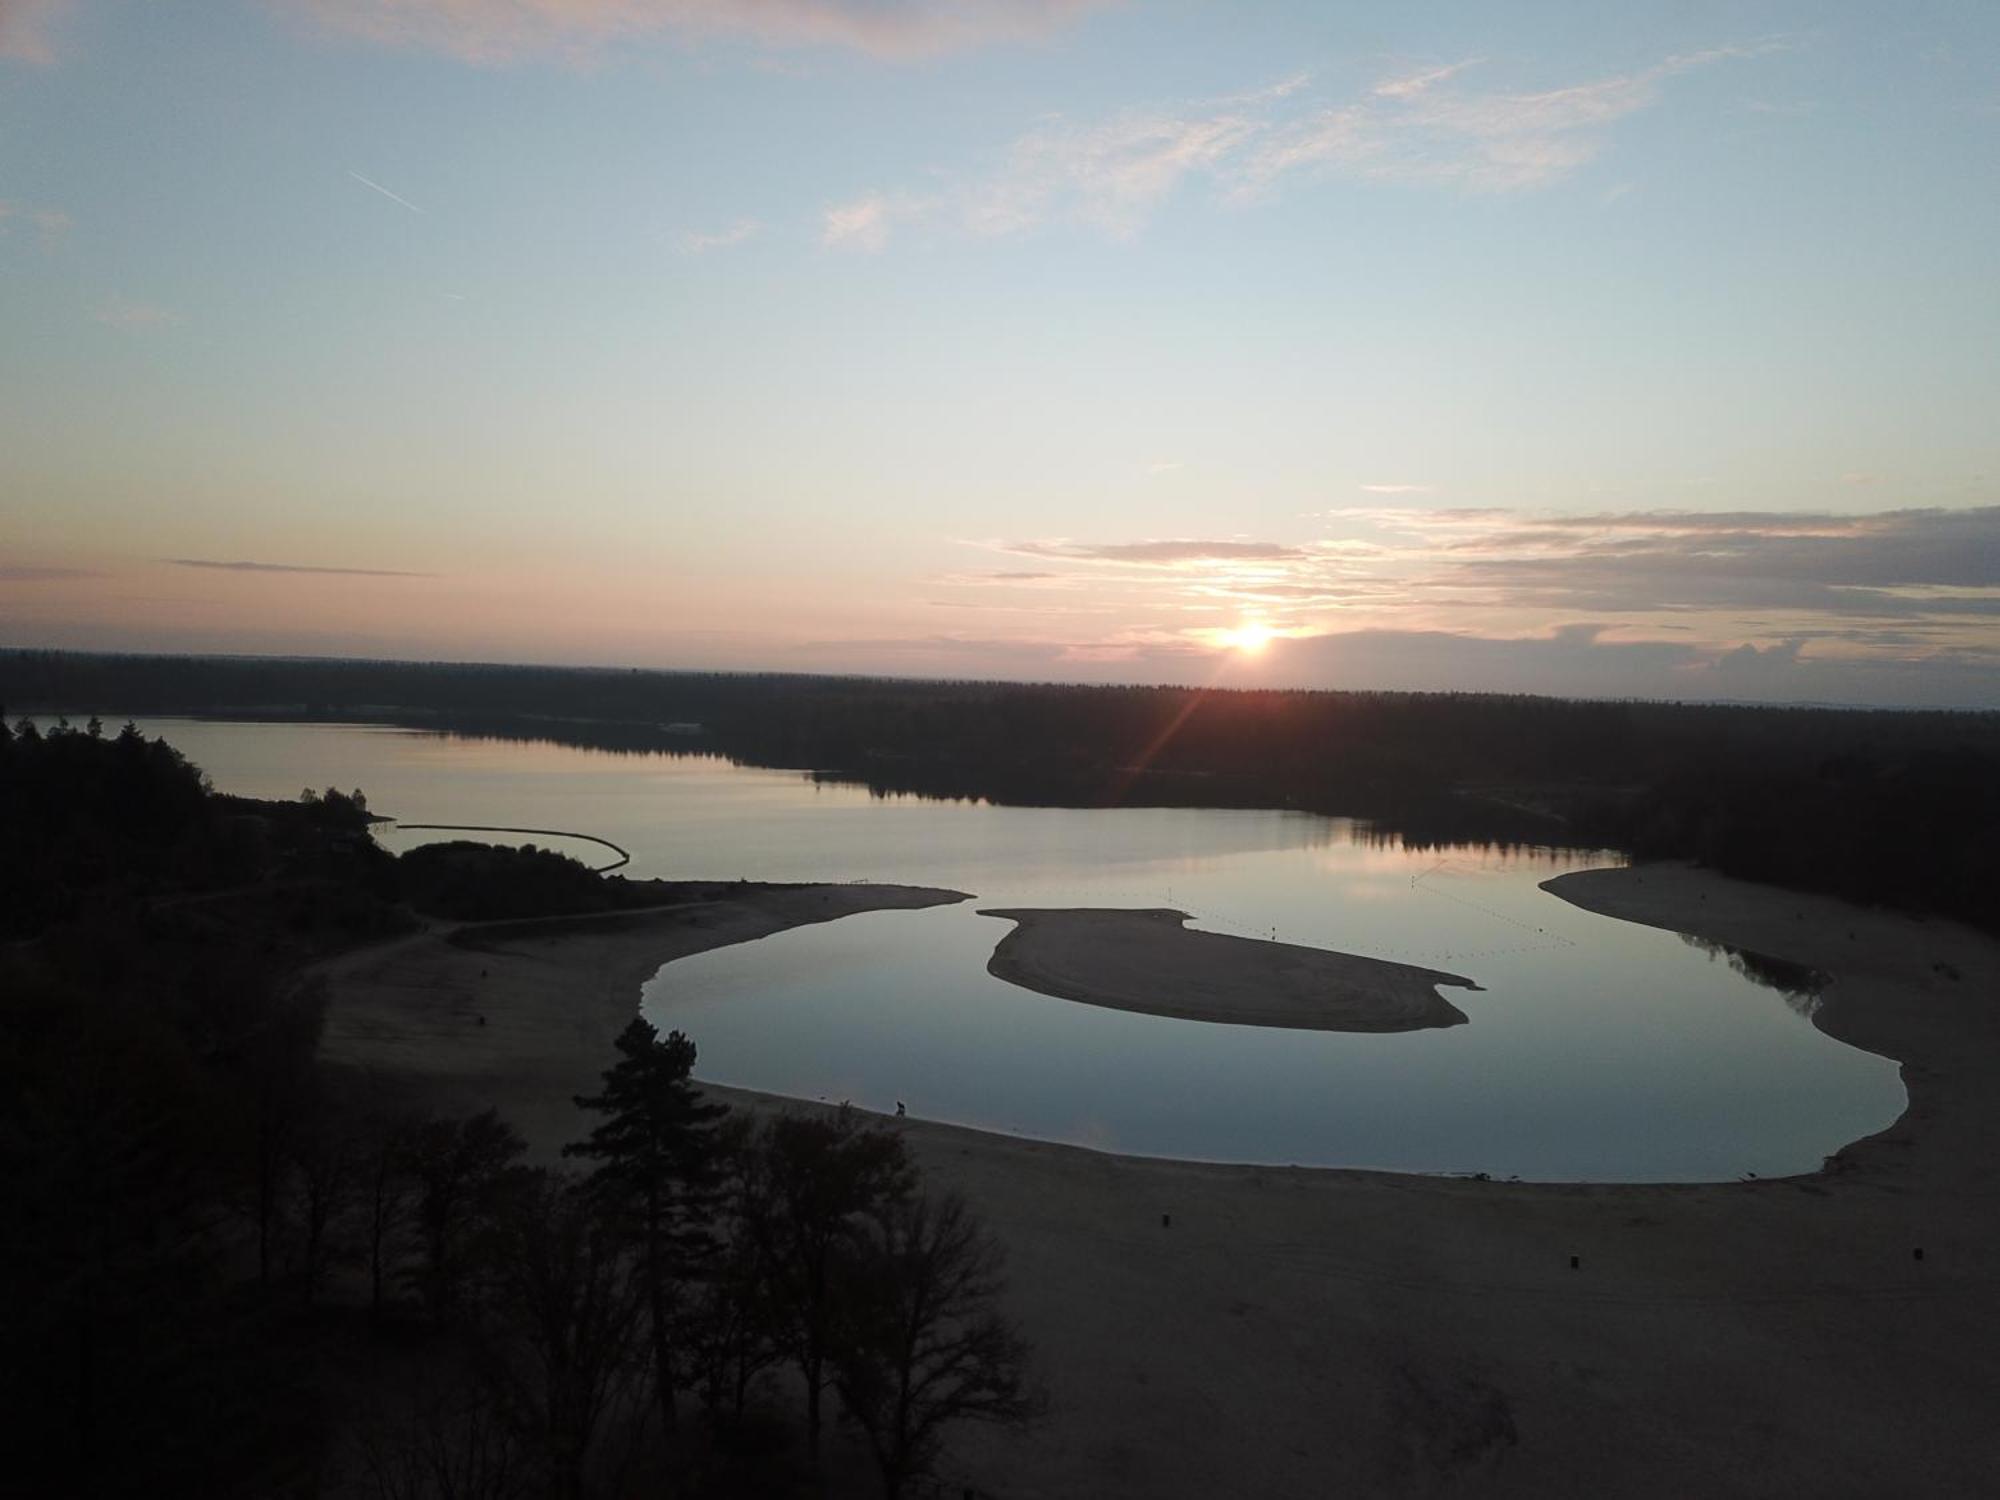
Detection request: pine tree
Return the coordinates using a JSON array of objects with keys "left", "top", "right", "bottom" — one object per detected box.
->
[{"left": 564, "top": 1019, "right": 729, "bottom": 1435}]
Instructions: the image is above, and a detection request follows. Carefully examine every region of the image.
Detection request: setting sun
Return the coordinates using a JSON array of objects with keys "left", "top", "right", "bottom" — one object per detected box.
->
[{"left": 1223, "top": 622, "right": 1276, "bottom": 655}]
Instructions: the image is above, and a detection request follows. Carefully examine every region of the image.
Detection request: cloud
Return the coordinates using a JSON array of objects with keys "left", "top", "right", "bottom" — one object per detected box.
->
[
  {"left": 1712, "top": 637, "right": 1805, "bottom": 673},
  {"left": 778, "top": 617, "right": 1993, "bottom": 706},
  {"left": 0, "top": 200, "right": 73, "bottom": 246},
  {"left": 1435, "top": 508, "right": 2000, "bottom": 602},
  {"left": 962, "top": 103, "right": 1266, "bottom": 238},
  {"left": 0, "top": 564, "right": 94, "bottom": 582},
  {"left": 821, "top": 193, "right": 898, "bottom": 251},
  {"left": 1239, "top": 624, "right": 1997, "bottom": 707},
  {"left": 1358, "top": 482, "right": 1432, "bottom": 494},
  {"left": 963, "top": 505, "right": 2000, "bottom": 704},
  {"left": 170, "top": 558, "right": 433, "bottom": 578},
  {"left": 1001, "top": 538, "right": 1307, "bottom": 565},
  {"left": 679, "top": 217, "right": 760, "bottom": 253},
  {"left": 840, "top": 43, "right": 1776, "bottom": 245},
  {"left": 944, "top": 569, "right": 1067, "bottom": 583},
  {"left": 1238, "top": 47, "right": 1789, "bottom": 196},
  {"left": 1373, "top": 60, "right": 1483, "bottom": 100},
  {"left": 0, "top": 0, "right": 68, "bottom": 63},
  {"left": 289, "top": 0, "right": 1112, "bottom": 64},
  {"left": 94, "top": 298, "right": 182, "bottom": 329}
]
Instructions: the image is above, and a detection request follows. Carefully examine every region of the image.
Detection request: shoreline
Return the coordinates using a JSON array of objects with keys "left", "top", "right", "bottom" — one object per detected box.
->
[
  {"left": 317, "top": 862, "right": 2000, "bottom": 1496},
  {"left": 978, "top": 906, "right": 1477, "bottom": 1032},
  {"left": 314, "top": 881, "right": 970, "bottom": 1147}
]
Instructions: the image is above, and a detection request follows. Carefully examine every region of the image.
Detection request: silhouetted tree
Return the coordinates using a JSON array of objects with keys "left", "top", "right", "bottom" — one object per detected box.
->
[
  {"left": 831, "top": 1190, "right": 1042, "bottom": 1499},
  {"left": 744, "top": 1106, "right": 915, "bottom": 1463},
  {"left": 476, "top": 1170, "right": 647, "bottom": 1500},
  {"left": 681, "top": 1118, "right": 785, "bottom": 1425},
  {"left": 564, "top": 1019, "right": 729, "bottom": 1436},
  {"left": 216, "top": 975, "right": 327, "bottom": 1284},
  {"left": 355, "top": 1378, "right": 530, "bottom": 1500},
  {"left": 289, "top": 1087, "right": 362, "bottom": 1305},
  {"left": 406, "top": 1109, "right": 527, "bottom": 1321},
  {"left": 361, "top": 1110, "right": 421, "bottom": 1318}
]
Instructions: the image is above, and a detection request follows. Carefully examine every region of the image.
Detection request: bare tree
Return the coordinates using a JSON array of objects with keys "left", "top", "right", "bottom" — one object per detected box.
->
[
  {"left": 476, "top": 1170, "right": 647, "bottom": 1500},
  {"left": 355, "top": 1380, "right": 529, "bottom": 1500},
  {"left": 831, "top": 1190, "right": 1043, "bottom": 1500},
  {"left": 744, "top": 1106, "right": 914, "bottom": 1463},
  {"left": 361, "top": 1110, "right": 420, "bottom": 1318},
  {"left": 290, "top": 1091, "right": 358, "bottom": 1304},
  {"left": 681, "top": 1124, "right": 787, "bottom": 1426},
  {"left": 406, "top": 1109, "right": 526, "bottom": 1320}
]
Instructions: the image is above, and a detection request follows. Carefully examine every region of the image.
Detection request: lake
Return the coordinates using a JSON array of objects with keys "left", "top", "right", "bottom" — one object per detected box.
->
[{"left": 141, "top": 717, "right": 1905, "bottom": 1182}]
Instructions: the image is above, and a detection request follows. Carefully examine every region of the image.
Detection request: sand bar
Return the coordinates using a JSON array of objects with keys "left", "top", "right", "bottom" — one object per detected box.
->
[{"left": 978, "top": 906, "right": 1479, "bottom": 1032}]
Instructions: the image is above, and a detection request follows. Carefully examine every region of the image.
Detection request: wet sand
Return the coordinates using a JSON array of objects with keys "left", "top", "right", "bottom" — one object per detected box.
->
[
  {"left": 318, "top": 862, "right": 2000, "bottom": 1497},
  {"left": 979, "top": 906, "right": 1477, "bottom": 1031}
]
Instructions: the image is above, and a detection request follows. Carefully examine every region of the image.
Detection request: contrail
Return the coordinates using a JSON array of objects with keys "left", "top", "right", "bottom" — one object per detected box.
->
[{"left": 347, "top": 169, "right": 424, "bottom": 214}]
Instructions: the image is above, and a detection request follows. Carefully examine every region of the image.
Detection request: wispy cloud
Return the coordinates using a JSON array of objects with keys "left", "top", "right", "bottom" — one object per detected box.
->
[
  {"left": 170, "top": 558, "right": 434, "bottom": 578},
  {"left": 1351, "top": 505, "right": 2000, "bottom": 622},
  {"left": 0, "top": 0, "right": 68, "bottom": 64},
  {"left": 822, "top": 193, "right": 898, "bottom": 252},
  {"left": 347, "top": 169, "right": 425, "bottom": 214},
  {"left": 291, "top": 0, "right": 1113, "bottom": 65},
  {"left": 1000, "top": 538, "right": 1307, "bottom": 565},
  {"left": 941, "top": 569, "right": 1070, "bottom": 584},
  {"left": 830, "top": 43, "right": 1781, "bottom": 246},
  {"left": 679, "top": 217, "right": 760, "bottom": 254},
  {"left": 1372, "top": 59, "right": 1482, "bottom": 99},
  {"left": 0, "top": 200, "right": 73, "bottom": 246},
  {"left": 94, "top": 297, "right": 182, "bottom": 329},
  {"left": 1241, "top": 43, "right": 1786, "bottom": 197},
  {"left": 952, "top": 512, "right": 2000, "bottom": 700},
  {"left": 0, "top": 564, "right": 95, "bottom": 582},
  {"left": 1358, "top": 482, "right": 1432, "bottom": 495}
]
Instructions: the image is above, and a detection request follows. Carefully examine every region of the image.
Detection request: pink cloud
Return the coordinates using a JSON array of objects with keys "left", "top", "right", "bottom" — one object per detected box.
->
[
  {"left": 0, "top": 0, "right": 69, "bottom": 64},
  {"left": 289, "top": 0, "right": 1113, "bottom": 64}
]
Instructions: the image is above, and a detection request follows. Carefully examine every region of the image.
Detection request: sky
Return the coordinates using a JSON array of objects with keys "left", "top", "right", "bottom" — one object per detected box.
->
[{"left": 2, "top": 1, "right": 1997, "bottom": 707}]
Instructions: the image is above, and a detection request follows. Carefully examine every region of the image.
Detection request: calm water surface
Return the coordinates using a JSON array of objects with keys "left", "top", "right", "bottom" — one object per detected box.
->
[{"left": 143, "top": 718, "right": 1906, "bottom": 1182}]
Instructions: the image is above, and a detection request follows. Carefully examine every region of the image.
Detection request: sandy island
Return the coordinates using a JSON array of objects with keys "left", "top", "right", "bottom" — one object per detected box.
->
[
  {"left": 979, "top": 906, "right": 1478, "bottom": 1031},
  {"left": 317, "top": 864, "right": 2000, "bottom": 1497}
]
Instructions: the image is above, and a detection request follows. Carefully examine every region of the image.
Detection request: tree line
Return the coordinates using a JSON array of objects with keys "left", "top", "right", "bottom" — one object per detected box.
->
[
  {"left": 331, "top": 1025, "right": 1038, "bottom": 1500},
  {"left": 6, "top": 650, "right": 1995, "bottom": 930}
]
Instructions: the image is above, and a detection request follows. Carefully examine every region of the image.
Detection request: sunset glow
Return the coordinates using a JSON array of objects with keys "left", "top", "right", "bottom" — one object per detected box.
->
[
  {"left": 1223, "top": 622, "right": 1276, "bottom": 657},
  {"left": 0, "top": 4, "right": 1994, "bottom": 705}
]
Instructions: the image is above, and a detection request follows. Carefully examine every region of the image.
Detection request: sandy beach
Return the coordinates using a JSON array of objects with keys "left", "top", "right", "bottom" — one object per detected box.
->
[
  {"left": 979, "top": 905, "right": 1477, "bottom": 1031},
  {"left": 315, "top": 882, "right": 968, "bottom": 1146},
  {"left": 318, "top": 863, "right": 2000, "bottom": 1497}
]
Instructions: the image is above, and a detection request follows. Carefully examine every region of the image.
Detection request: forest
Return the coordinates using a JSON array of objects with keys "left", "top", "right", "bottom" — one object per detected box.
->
[
  {"left": 5, "top": 649, "right": 1996, "bottom": 932},
  {"left": 0, "top": 718, "right": 1038, "bottom": 1497}
]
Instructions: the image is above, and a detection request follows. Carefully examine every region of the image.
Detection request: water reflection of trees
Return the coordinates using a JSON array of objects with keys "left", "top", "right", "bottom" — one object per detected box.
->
[
  {"left": 8, "top": 652, "right": 1996, "bottom": 931},
  {"left": 1679, "top": 933, "right": 1828, "bottom": 1018}
]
